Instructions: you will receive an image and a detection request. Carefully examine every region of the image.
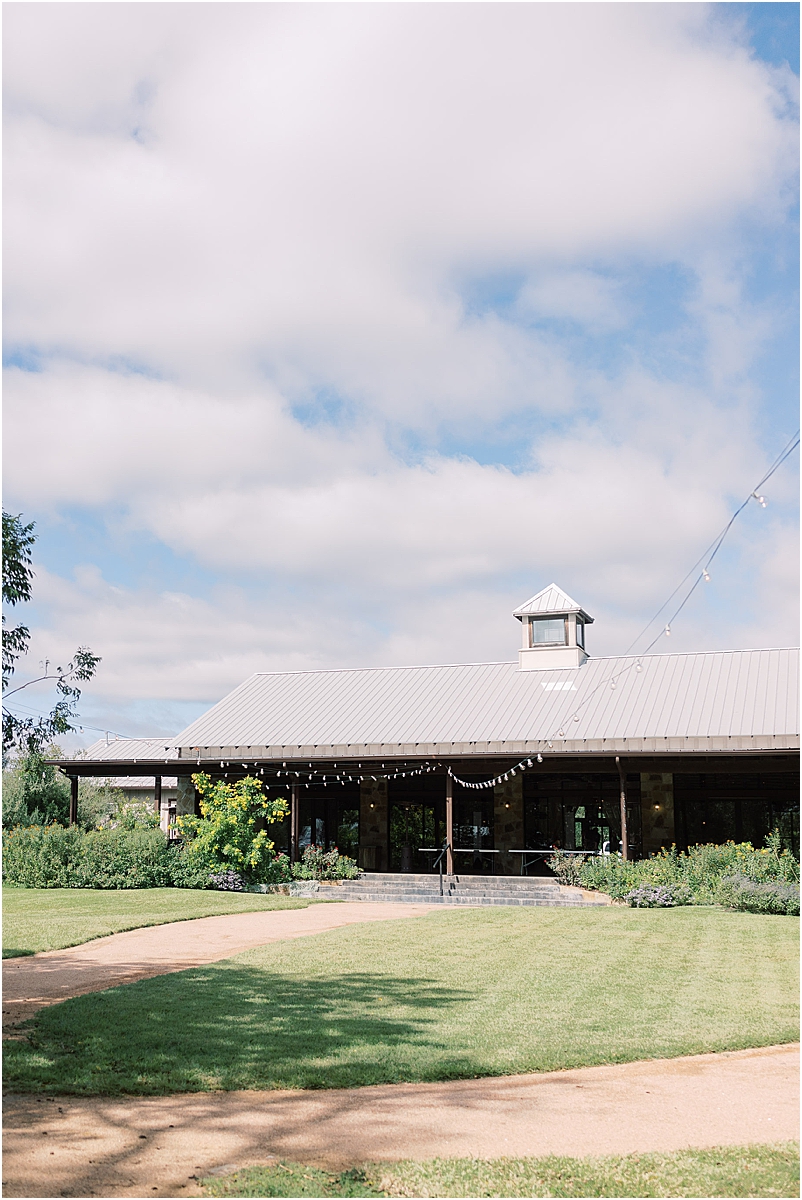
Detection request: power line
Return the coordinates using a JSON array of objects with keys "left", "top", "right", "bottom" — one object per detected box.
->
[{"left": 624, "top": 431, "right": 800, "bottom": 657}]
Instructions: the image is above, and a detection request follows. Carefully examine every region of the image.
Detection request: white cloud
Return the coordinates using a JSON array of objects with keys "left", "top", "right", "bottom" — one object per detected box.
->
[{"left": 2, "top": 4, "right": 798, "bottom": 726}]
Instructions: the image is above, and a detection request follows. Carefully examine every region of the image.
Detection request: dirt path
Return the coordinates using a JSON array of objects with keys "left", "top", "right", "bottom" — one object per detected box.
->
[
  {"left": 2, "top": 902, "right": 440, "bottom": 1027},
  {"left": 3, "top": 1044, "right": 797, "bottom": 1198}
]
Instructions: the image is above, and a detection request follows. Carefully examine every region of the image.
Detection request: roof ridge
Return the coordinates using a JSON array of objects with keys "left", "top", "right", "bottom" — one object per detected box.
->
[{"left": 249, "top": 646, "right": 799, "bottom": 678}]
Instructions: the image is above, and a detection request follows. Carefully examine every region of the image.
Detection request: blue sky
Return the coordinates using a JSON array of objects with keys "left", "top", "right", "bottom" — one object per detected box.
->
[{"left": 3, "top": 3, "right": 799, "bottom": 747}]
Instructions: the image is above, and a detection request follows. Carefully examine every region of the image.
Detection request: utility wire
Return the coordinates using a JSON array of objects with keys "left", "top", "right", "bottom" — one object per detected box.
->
[{"left": 624, "top": 431, "right": 800, "bottom": 657}]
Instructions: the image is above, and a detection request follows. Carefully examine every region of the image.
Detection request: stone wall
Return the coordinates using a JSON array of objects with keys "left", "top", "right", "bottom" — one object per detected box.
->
[
  {"left": 359, "top": 777, "right": 388, "bottom": 871},
  {"left": 640, "top": 773, "right": 675, "bottom": 855},
  {"left": 175, "top": 775, "right": 197, "bottom": 818},
  {"left": 494, "top": 773, "right": 524, "bottom": 875}
]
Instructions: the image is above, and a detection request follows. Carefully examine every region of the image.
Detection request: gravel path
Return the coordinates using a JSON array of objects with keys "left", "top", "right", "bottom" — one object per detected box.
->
[
  {"left": 3, "top": 1045, "right": 797, "bottom": 1198},
  {"left": 2, "top": 901, "right": 440, "bottom": 1027}
]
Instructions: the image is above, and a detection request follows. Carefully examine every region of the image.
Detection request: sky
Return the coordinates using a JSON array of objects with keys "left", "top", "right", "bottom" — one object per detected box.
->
[{"left": 3, "top": 2, "right": 799, "bottom": 747}]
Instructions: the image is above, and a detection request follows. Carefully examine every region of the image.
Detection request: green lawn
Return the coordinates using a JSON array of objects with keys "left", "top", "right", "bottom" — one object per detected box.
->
[
  {"left": 202, "top": 1144, "right": 801, "bottom": 1198},
  {"left": 2, "top": 887, "right": 336, "bottom": 957},
  {"left": 4, "top": 906, "right": 798, "bottom": 1094}
]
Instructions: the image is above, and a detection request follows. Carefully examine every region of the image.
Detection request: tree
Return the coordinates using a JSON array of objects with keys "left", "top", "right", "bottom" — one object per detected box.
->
[
  {"left": 176, "top": 773, "right": 289, "bottom": 883},
  {"left": 2, "top": 511, "right": 100, "bottom": 758}
]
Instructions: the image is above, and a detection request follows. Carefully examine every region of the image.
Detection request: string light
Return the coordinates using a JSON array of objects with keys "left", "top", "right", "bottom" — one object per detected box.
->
[
  {"left": 751, "top": 492, "right": 768, "bottom": 508},
  {"left": 664, "top": 624, "right": 671, "bottom": 637},
  {"left": 703, "top": 569, "right": 710, "bottom": 582}
]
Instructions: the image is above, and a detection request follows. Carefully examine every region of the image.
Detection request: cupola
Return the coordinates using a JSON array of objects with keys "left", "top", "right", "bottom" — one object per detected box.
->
[{"left": 513, "top": 583, "right": 593, "bottom": 670}]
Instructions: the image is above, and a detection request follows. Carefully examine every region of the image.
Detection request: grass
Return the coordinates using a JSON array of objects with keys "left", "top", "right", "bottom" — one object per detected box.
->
[
  {"left": 1, "top": 886, "right": 338, "bottom": 957},
  {"left": 200, "top": 1144, "right": 801, "bottom": 1198},
  {"left": 4, "top": 906, "right": 798, "bottom": 1095}
]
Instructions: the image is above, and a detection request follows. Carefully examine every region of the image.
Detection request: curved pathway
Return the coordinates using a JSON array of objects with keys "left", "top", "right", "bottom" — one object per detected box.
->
[
  {"left": 2, "top": 901, "right": 440, "bottom": 1028},
  {"left": 3, "top": 1045, "right": 798, "bottom": 1197}
]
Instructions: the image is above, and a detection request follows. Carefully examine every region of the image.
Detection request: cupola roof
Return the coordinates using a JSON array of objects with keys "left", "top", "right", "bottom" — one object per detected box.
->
[{"left": 513, "top": 583, "right": 594, "bottom": 623}]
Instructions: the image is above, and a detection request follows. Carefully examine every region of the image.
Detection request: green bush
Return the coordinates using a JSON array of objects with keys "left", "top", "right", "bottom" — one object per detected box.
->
[
  {"left": 717, "top": 874, "right": 800, "bottom": 916},
  {"left": 2, "top": 824, "right": 175, "bottom": 889},
  {"left": 176, "top": 773, "right": 289, "bottom": 885},
  {"left": 1, "top": 821, "right": 300, "bottom": 891},
  {"left": 291, "top": 845, "right": 360, "bottom": 881},
  {"left": 2, "top": 748, "right": 70, "bottom": 828},
  {"left": 576, "top": 831, "right": 799, "bottom": 909}
]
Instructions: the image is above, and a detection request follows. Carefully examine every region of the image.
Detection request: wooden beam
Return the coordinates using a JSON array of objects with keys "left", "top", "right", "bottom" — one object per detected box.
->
[
  {"left": 616, "top": 756, "right": 628, "bottom": 861},
  {"left": 445, "top": 773, "right": 454, "bottom": 875},
  {"left": 69, "top": 776, "right": 78, "bottom": 826},
  {"left": 154, "top": 775, "right": 162, "bottom": 818},
  {"left": 290, "top": 783, "right": 299, "bottom": 863}
]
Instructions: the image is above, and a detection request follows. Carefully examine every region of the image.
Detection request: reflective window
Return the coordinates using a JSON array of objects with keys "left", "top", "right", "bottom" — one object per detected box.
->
[
  {"left": 531, "top": 617, "right": 566, "bottom": 645},
  {"left": 576, "top": 620, "right": 584, "bottom": 648}
]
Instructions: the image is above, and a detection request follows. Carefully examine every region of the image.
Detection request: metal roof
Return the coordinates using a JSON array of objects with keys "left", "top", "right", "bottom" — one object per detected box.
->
[
  {"left": 513, "top": 583, "right": 594, "bottom": 622},
  {"left": 79, "top": 738, "right": 179, "bottom": 762},
  {"left": 100, "top": 776, "right": 178, "bottom": 789},
  {"left": 172, "top": 647, "right": 799, "bottom": 758}
]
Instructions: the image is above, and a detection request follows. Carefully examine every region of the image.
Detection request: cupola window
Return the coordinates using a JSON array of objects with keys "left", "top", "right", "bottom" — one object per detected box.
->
[{"left": 530, "top": 617, "right": 567, "bottom": 646}]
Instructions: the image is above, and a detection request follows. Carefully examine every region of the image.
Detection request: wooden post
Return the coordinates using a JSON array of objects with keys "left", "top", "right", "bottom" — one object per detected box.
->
[
  {"left": 616, "top": 756, "right": 629, "bottom": 861},
  {"left": 154, "top": 775, "right": 162, "bottom": 819},
  {"left": 290, "top": 783, "right": 299, "bottom": 863},
  {"left": 69, "top": 776, "right": 78, "bottom": 826},
  {"left": 445, "top": 773, "right": 454, "bottom": 876}
]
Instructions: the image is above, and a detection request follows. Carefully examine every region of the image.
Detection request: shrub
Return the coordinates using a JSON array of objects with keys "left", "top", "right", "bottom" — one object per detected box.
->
[
  {"left": 208, "top": 869, "right": 245, "bottom": 891},
  {"left": 577, "top": 831, "right": 799, "bottom": 909},
  {"left": 261, "top": 852, "right": 293, "bottom": 884},
  {"left": 97, "top": 796, "right": 158, "bottom": 831},
  {"left": 176, "top": 773, "right": 289, "bottom": 885},
  {"left": 2, "top": 747, "right": 70, "bottom": 828},
  {"left": 291, "top": 844, "right": 360, "bottom": 881},
  {"left": 717, "top": 874, "right": 800, "bottom": 916},
  {"left": 547, "top": 849, "right": 591, "bottom": 888},
  {"left": 576, "top": 853, "right": 642, "bottom": 899},
  {"left": 2, "top": 823, "right": 86, "bottom": 888},
  {"left": 2, "top": 824, "right": 173, "bottom": 889},
  {"left": 625, "top": 883, "right": 693, "bottom": 908}
]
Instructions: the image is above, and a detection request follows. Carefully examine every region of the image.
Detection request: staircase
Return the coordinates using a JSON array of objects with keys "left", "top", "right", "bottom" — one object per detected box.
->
[{"left": 331, "top": 872, "right": 609, "bottom": 908}]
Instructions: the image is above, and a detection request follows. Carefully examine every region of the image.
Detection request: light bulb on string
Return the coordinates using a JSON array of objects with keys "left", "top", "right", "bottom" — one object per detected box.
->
[
  {"left": 635, "top": 661, "right": 643, "bottom": 672},
  {"left": 610, "top": 681, "right": 616, "bottom": 690},
  {"left": 751, "top": 492, "right": 768, "bottom": 508},
  {"left": 703, "top": 568, "right": 710, "bottom": 582},
  {"left": 537, "top": 753, "right": 543, "bottom": 763},
  {"left": 664, "top": 625, "right": 671, "bottom": 637},
  {"left": 573, "top": 714, "right": 580, "bottom": 722}
]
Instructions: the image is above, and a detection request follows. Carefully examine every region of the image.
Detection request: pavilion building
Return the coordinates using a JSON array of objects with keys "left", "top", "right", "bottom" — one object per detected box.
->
[{"left": 61, "top": 584, "right": 800, "bottom": 872}]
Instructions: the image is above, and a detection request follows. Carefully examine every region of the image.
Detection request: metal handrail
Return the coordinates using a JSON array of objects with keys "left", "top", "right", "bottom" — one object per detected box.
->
[{"left": 429, "top": 841, "right": 450, "bottom": 897}]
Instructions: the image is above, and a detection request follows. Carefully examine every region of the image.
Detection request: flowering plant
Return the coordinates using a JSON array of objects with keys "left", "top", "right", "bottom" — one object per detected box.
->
[{"left": 175, "top": 773, "right": 289, "bottom": 884}]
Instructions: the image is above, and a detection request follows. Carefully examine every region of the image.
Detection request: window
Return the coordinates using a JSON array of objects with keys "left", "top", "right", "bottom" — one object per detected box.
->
[
  {"left": 576, "top": 620, "right": 584, "bottom": 648},
  {"left": 530, "top": 617, "right": 567, "bottom": 645}
]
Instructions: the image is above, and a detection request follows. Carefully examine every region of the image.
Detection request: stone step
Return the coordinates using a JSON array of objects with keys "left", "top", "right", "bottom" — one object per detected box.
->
[
  {"left": 333, "top": 891, "right": 604, "bottom": 908},
  {"left": 346, "top": 878, "right": 561, "bottom": 891},
  {"left": 338, "top": 883, "right": 564, "bottom": 892},
  {"left": 339, "top": 876, "right": 561, "bottom": 888}
]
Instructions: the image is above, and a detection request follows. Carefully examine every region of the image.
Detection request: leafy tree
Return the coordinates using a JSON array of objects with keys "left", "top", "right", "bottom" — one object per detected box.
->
[
  {"left": 176, "top": 773, "right": 289, "bottom": 883},
  {"left": 2, "top": 745, "right": 70, "bottom": 827},
  {"left": 2, "top": 511, "right": 100, "bottom": 757},
  {"left": 1, "top": 744, "right": 129, "bottom": 830}
]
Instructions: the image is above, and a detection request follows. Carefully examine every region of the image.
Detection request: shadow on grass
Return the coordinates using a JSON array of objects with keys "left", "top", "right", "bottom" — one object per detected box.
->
[
  {"left": 3, "top": 964, "right": 472, "bottom": 1094},
  {"left": 2, "top": 948, "right": 34, "bottom": 958}
]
